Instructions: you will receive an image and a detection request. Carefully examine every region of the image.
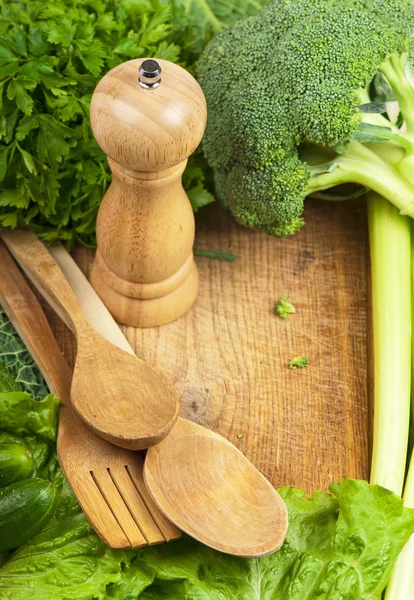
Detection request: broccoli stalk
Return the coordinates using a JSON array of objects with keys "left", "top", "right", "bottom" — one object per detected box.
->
[
  {"left": 384, "top": 220, "right": 414, "bottom": 598},
  {"left": 307, "top": 141, "right": 414, "bottom": 217},
  {"left": 367, "top": 193, "right": 411, "bottom": 496}
]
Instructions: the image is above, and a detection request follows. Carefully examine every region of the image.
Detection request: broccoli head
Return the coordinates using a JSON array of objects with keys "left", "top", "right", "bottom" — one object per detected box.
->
[{"left": 197, "top": 0, "right": 414, "bottom": 236}]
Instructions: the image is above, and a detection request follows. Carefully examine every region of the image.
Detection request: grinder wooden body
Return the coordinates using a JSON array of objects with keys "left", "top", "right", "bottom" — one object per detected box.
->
[{"left": 90, "top": 59, "right": 207, "bottom": 327}]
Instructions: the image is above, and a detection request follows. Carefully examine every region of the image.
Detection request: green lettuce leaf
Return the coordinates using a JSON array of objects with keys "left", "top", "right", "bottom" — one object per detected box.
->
[
  {"left": 126, "top": 481, "right": 414, "bottom": 599},
  {"left": 1, "top": 479, "right": 413, "bottom": 600},
  {"left": 0, "top": 514, "right": 128, "bottom": 600},
  {"left": 0, "top": 391, "right": 59, "bottom": 441}
]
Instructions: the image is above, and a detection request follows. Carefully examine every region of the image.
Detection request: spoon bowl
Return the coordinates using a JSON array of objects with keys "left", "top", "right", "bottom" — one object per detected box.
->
[
  {"left": 71, "top": 327, "right": 179, "bottom": 447},
  {"left": 145, "top": 418, "right": 288, "bottom": 557}
]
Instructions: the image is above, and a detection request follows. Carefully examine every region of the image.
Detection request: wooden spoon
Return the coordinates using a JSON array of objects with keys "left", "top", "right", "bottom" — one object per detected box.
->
[
  {"left": 0, "top": 230, "right": 180, "bottom": 450},
  {"left": 0, "top": 240, "right": 181, "bottom": 548},
  {"left": 51, "top": 244, "right": 289, "bottom": 557}
]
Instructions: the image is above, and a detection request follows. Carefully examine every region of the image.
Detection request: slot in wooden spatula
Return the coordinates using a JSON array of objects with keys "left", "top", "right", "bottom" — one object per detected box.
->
[{"left": 0, "top": 240, "right": 181, "bottom": 548}]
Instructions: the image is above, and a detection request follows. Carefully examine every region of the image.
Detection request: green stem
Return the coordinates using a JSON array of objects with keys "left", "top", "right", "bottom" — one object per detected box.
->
[
  {"left": 367, "top": 192, "right": 411, "bottom": 496},
  {"left": 369, "top": 136, "right": 414, "bottom": 188},
  {"left": 385, "top": 466, "right": 414, "bottom": 598},
  {"left": 367, "top": 141, "right": 406, "bottom": 167},
  {"left": 385, "top": 220, "right": 414, "bottom": 599},
  {"left": 380, "top": 52, "right": 414, "bottom": 134},
  {"left": 308, "top": 141, "right": 414, "bottom": 216}
]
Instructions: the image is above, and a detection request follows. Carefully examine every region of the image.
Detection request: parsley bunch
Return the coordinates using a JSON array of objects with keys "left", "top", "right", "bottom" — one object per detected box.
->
[
  {"left": 0, "top": 0, "right": 268, "bottom": 246},
  {"left": 0, "top": 0, "right": 185, "bottom": 246}
]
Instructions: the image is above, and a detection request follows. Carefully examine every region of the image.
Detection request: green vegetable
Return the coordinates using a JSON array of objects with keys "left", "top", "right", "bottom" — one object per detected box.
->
[
  {"left": 197, "top": 0, "right": 414, "bottom": 236},
  {"left": 0, "top": 308, "right": 48, "bottom": 399},
  {"left": 193, "top": 248, "right": 237, "bottom": 261},
  {"left": 164, "top": 0, "right": 271, "bottom": 65},
  {"left": 0, "top": 310, "right": 59, "bottom": 443},
  {"left": 288, "top": 356, "right": 308, "bottom": 370},
  {"left": 0, "top": 0, "right": 268, "bottom": 246},
  {"left": 0, "top": 365, "right": 20, "bottom": 393},
  {"left": 182, "top": 151, "right": 215, "bottom": 213},
  {"left": 0, "top": 390, "right": 60, "bottom": 442},
  {"left": 382, "top": 217, "right": 414, "bottom": 598},
  {"left": 0, "top": 443, "right": 34, "bottom": 487},
  {"left": 0, "top": 478, "right": 58, "bottom": 552},
  {"left": 0, "top": 478, "right": 413, "bottom": 599},
  {"left": 275, "top": 297, "right": 295, "bottom": 319},
  {"left": 0, "top": 432, "right": 49, "bottom": 479},
  {"left": 367, "top": 193, "right": 411, "bottom": 497},
  {"left": 0, "top": 0, "right": 180, "bottom": 246}
]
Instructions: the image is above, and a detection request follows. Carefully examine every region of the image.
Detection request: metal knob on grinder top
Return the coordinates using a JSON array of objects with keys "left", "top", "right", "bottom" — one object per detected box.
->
[
  {"left": 90, "top": 58, "right": 207, "bottom": 327},
  {"left": 138, "top": 59, "right": 162, "bottom": 88}
]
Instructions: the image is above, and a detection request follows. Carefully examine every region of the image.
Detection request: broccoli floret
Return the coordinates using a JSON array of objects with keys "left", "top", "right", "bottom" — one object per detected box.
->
[
  {"left": 197, "top": 0, "right": 414, "bottom": 233},
  {"left": 275, "top": 298, "right": 296, "bottom": 319},
  {"left": 227, "top": 158, "right": 307, "bottom": 236},
  {"left": 288, "top": 356, "right": 308, "bottom": 370}
]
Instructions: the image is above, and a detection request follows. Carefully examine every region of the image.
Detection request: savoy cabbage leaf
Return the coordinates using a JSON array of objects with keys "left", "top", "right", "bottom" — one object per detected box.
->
[{"left": 0, "top": 307, "right": 48, "bottom": 398}]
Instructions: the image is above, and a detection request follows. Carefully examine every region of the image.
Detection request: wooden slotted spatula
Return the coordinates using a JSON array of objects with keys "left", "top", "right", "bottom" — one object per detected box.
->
[
  {"left": 0, "top": 240, "right": 181, "bottom": 549},
  {"left": 0, "top": 229, "right": 180, "bottom": 450},
  {"left": 51, "top": 244, "right": 289, "bottom": 558}
]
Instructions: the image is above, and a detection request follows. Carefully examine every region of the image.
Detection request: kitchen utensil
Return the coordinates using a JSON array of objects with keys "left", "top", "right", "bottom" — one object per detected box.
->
[
  {"left": 89, "top": 58, "right": 207, "bottom": 327},
  {"left": 0, "top": 240, "right": 181, "bottom": 548},
  {"left": 0, "top": 229, "right": 180, "bottom": 450},
  {"left": 51, "top": 244, "right": 289, "bottom": 557}
]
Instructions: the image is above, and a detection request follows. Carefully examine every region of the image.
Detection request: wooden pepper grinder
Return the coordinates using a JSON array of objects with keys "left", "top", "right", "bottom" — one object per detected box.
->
[{"left": 89, "top": 58, "right": 207, "bottom": 327}]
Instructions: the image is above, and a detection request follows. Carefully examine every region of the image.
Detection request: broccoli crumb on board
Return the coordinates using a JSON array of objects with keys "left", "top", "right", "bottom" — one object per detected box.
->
[
  {"left": 275, "top": 297, "right": 296, "bottom": 319},
  {"left": 288, "top": 356, "right": 308, "bottom": 370}
]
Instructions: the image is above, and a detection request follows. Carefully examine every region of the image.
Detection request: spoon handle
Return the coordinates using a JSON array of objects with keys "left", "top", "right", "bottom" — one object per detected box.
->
[
  {"left": 49, "top": 244, "right": 134, "bottom": 354},
  {"left": 1, "top": 230, "right": 87, "bottom": 335},
  {"left": 0, "top": 239, "right": 72, "bottom": 403}
]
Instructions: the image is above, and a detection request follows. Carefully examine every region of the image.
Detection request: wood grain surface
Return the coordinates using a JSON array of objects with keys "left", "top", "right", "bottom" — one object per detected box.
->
[{"left": 46, "top": 200, "right": 370, "bottom": 494}]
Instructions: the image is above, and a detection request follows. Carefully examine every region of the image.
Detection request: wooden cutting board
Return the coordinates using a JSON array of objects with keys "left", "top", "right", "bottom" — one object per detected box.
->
[{"left": 46, "top": 199, "right": 370, "bottom": 494}]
